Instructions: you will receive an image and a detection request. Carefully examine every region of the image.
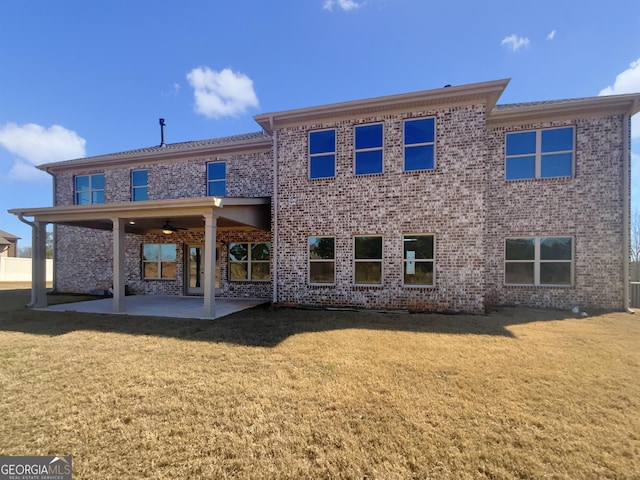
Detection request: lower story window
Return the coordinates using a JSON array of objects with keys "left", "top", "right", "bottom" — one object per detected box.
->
[
  {"left": 505, "top": 237, "right": 573, "bottom": 286},
  {"left": 354, "top": 236, "right": 382, "bottom": 284},
  {"left": 403, "top": 234, "right": 434, "bottom": 286},
  {"left": 309, "top": 236, "right": 335, "bottom": 284},
  {"left": 143, "top": 244, "right": 177, "bottom": 279},
  {"left": 229, "top": 242, "right": 271, "bottom": 281}
]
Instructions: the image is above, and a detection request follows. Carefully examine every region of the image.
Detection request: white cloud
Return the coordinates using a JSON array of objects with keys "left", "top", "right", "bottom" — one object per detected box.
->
[
  {"left": 501, "top": 34, "right": 530, "bottom": 52},
  {"left": 546, "top": 30, "right": 556, "bottom": 41},
  {"left": 323, "top": 0, "right": 361, "bottom": 11},
  {"left": 186, "top": 67, "right": 259, "bottom": 119},
  {"left": 598, "top": 58, "right": 640, "bottom": 139},
  {"left": 0, "top": 123, "right": 86, "bottom": 182}
]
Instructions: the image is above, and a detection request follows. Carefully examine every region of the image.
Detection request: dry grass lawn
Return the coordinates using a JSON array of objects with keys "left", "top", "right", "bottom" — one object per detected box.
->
[{"left": 0, "top": 289, "right": 639, "bottom": 479}]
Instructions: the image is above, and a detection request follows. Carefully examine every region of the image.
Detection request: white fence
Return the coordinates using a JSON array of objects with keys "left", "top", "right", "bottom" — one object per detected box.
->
[
  {"left": 0, "top": 257, "right": 53, "bottom": 282},
  {"left": 632, "top": 283, "right": 640, "bottom": 309}
]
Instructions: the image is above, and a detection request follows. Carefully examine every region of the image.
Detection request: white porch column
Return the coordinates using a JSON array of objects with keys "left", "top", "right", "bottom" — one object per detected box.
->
[
  {"left": 112, "top": 217, "right": 126, "bottom": 313},
  {"left": 31, "top": 221, "right": 48, "bottom": 308},
  {"left": 203, "top": 212, "right": 218, "bottom": 318}
]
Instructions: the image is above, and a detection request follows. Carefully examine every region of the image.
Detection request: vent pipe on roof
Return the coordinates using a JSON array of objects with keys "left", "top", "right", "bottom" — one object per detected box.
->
[{"left": 159, "top": 118, "right": 166, "bottom": 146}]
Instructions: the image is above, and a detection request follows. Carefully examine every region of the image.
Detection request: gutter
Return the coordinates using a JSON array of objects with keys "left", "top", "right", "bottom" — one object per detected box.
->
[
  {"left": 622, "top": 112, "right": 633, "bottom": 313},
  {"left": 270, "top": 116, "right": 278, "bottom": 305}
]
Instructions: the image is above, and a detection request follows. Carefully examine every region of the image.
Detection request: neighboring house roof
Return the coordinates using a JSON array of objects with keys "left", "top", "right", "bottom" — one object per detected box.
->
[
  {"left": 0, "top": 229, "right": 20, "bottom": 240},
  {"left": 0, "top": 237, "right": 11, "bottom": 245},
  {"left": 39, "top": 131, "right": 272, "bottom": 173}
]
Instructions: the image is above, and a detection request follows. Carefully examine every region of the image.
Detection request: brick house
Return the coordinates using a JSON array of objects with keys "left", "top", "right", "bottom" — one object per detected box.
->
[
  {"left": 9, "top": 79, "right": 640, "bottom": 314},
  {"left": 0, "top": 229, "right": 20, "bottom": 257}
]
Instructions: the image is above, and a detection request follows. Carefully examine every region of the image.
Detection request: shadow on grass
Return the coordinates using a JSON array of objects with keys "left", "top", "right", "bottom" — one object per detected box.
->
[{"left": 0, "top": 289, "right": 583, "bottom": 347}]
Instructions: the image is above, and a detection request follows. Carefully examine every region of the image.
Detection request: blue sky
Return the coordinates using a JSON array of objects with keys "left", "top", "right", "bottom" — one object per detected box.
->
[{"left": 1, "top": 0, "right": 639, "bottom": 246}]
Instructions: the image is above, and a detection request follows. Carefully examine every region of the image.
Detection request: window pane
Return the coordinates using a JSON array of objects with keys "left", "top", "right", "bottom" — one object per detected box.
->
[
  {"left": 405, "top": 118, "right": 434, "bottom": 145},
  {"left": 91, "top": 174, "right": 105, "bottom": 190},
  {"left": 505, "top": 262, "right": 534, "bottom": 284},
  {"left": 506, "top": 132, "right": 536, "bottom": 155},
  {"left": 310, "top": 154, "right": 335, "bottom": 178},
  {"left": 76, "top": 192, "right": 90, "bottom": 205},
  {"left": 309, "top": 130, "right": 335, "bottom": 155},
  {"left": 355, "top": 124, "right": 383, "bottom": 150},
  {"left": 251, "top": 262, "right": 270, "bottom": 280},
  {"left": 355, "top": 236, "right": 382, "bottom": 259},
  {"left": 506, "top": 238, "right": 535, "bottom": 260},
  {"left": 309, "top": 237, "right": 335, "bottom": 260},
  {"left": 355, "top": 262, "right": 382, "bottom": 284},
  {"left": 230, "top": 262, "right": 248, "bottom": 280},
  {"left": 310, "top": 262, "right": 335, "bottom": 283},
  {"left": 404, "top": 261, "right": 433, "bottom": 286},
  {"left": 506, "top": 156, "right": 535, "bottom": 180},
  {"left": 541, "top": 127, "right": 573, "bottom": 153},
  {"left": 540, "top": 237, "right": 572, "bottom": 260},
  {"left": 92, "top": 191, "right": 105, "bottom": 204},
  {"left": 132, "top": 170, "right": 148, "bottom": 186},
  {"left": 133, "top": 188, "right": 148, "bottom": 201},
  {"left": 251, "top": 243, "right": 270, "bottom": 261},
  {"left": 404, "top": 235, "right": 434, "bottom": 259},
  {"left": 207, "top": 162, "right": 226, "bottom": 181},
  {"left": 144, "top": 262, "right": 158, "bottom": 278},
  {"left": 541, "top": 153, "right": 572, "bottom": 178},
  {"left": 75, "top": 176, "right": 90, "bottom": 191},
  {"left": 160, "top": 244, "right": 176, "bottom": 262},
  {"left": 161, "top": 262, "right": 176, "bottom": 279},
  {"left": 355, "top": 150, "right": 383, "bottom": 175},
  {"left": 229, "top": 243, "right": 248, "bottom": 262},
  {"left": 540, "top": 262, "right": 571, "bottom": 284},
  {"left": 143, "top": 244, "right": 158, "bottom": 261},
  {"left": 404, "top": 145, "right": 434, "bottom": 171},
  {"left": 208, "top": 180, "right": 226, "bottom": 197}
]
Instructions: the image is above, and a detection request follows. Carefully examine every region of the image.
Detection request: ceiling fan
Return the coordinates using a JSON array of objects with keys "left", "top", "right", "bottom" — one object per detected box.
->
[{"left": 161, "top": 220, "right": 187, "bottom": 235}]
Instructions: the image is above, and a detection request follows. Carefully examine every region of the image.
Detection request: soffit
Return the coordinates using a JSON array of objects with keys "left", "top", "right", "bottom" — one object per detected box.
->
[{"left": 255, "top": 79, "right": 511, "bottom": 133}]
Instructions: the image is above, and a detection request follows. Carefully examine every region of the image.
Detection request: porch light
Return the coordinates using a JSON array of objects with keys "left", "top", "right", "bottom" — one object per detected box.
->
[{"left": 162, "top": 228, "right": 174, "bottom": 235}]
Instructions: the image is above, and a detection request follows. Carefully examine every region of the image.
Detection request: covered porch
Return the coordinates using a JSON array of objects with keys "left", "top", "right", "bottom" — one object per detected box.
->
[{"left": 9, "top": 196, "right": 270, "bottom": 319}]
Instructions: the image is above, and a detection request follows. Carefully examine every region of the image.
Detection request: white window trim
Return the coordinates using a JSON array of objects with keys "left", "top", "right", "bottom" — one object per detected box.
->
[
  {"left": 504, "top": 236, "right": 574, "bottom": 287},
  {"left": 403, "top": 117, "right": 437, "bottom": 172},
  {"left": 142, "top": 243, "right": 177, "bottom": 280},
  {"left": 402, "top": 233, "right": 436, "bottom": 288},
  {"left": 308, "top": 128, "right": 336, "bottom": 180},
  {"left": 354, "top": 122, "right": 384, "bottom": 176},
  {"left": 207, "top": 161, "right": 227, "bottom": 197},
  {"left": 74, "top": 173, "right": 105, "bottom": 205},
  {"left": 505, "top": 126, "right": 575, "bottom": 180},
  {"left": 308, "top": 236, "right": 336, "bottom": 286},
  {"left": 229, "top": 242, "right": 271, "bottom": 282},
  {"left": 353, "top": 235, "right": 383, "bottom": 286},
  {"left": 131, "top": 169, "right": 148, "bottom": 201}
]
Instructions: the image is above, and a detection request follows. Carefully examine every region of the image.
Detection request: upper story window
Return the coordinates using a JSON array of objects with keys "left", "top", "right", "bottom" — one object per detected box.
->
[
  {"left": 207, "top": 162, "right": 226, "bottom": 197},
  {"left": 354, "top": 235, "right": 383, "bottom": 285},
  {"left": 131, "top": 169, "right": 148, "bottom": 201},
  {"left": 309, "top": 236, "right": 335, "bottom": 285},
  {"left": 404, "top": 118, "right": 435, "bottom": 172},
  {"left": 75, "top": 174, "right": 104, "bottom": 205},
  {"left": 355, "top": 123, "right": 383, "bottom": 175},
  {"left": 309, "top": 129, "right": 336, "bottom": 179},
  {"left": 506, "top": 127, "right": 574, "bottom": 180},
  {"left": 505, "top": 237, "right": 573, "bottom": 286}
]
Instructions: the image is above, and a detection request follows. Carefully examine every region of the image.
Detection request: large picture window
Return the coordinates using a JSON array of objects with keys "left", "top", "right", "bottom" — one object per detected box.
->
[
  {"left": 404, "top": 118, "right": 435, "bottom": 171},
  {"left": 75, "top": 174, "right": 105, "bottom": 205},
  {"left": 309, "top": 129, "right": 336, "bottom": 179},
  {"left": 354, "top": 236, "right": 383, "bottom": 285},
  {"left": 309, "top": 237, "right": 335, "bottom": 284},
  {"left": 207, "top": 162, "right": 226, "bottom": 197},
  {"left": 143, "top": 244, "right": 177, "bottom": 279},
  {"left": 505, "top": 237, "right": 573, "bottom": 285},
  {"left": 506, "top": 127, "right": 574, "bottom": 180},
  {"left": 132, "top": 169, "right": 148, "bottom": 201},
  {"left": 229, "top": 242, "right": 271, "bottom": 281},
  {"left": 403, "top": 235, "right": 435, "bottom": 286},
  {"left": 355, "top": 123, "right": 383, "bottom": 175}
]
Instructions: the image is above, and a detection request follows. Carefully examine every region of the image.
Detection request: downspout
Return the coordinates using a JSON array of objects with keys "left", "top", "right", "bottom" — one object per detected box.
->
[
  {"left": 45, "top": 167, "right": 57, "bottom": 292},
  {"left": 622, "top": 112, "right": 632, "bottom": 313},
  {"left": 16, "top": 213, "right": 38, "bottom": 307},
  {"left": 270, "top": 116, "right": 278, "bottom": 305}
]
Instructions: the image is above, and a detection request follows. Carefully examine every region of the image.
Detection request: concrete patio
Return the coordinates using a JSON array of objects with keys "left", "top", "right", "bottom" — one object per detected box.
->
[{"left": 41, "top": 295, "right": 267, "bottom": 320}]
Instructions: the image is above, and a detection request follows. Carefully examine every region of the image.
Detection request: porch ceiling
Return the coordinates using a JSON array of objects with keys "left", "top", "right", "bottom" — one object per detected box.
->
[{"left": 8, "top": 197, "right": 271, "bottom": 233}]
